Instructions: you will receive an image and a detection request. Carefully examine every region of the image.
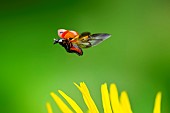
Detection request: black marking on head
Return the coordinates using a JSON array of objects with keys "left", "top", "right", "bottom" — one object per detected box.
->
[{"left": 53, "top": 39, "right": 59, "bottom": 44}]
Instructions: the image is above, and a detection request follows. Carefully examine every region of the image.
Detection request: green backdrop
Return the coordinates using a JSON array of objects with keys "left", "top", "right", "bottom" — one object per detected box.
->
[{"left": 0, "top": 0, "right": 170, "bottom": 113}]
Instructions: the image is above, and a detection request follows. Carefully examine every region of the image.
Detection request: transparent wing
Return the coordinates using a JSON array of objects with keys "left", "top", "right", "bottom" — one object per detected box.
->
[
  {"left": 78, "top": 33, "right": 111, "bottom": 48},
  {"left": 89, "top": 33, "right": 111, "bottom": 46}
]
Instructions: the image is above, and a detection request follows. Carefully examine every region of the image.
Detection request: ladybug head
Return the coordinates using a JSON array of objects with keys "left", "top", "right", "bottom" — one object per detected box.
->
[{"left": 53, "top": 38, "right": 64, "bottom": 44}]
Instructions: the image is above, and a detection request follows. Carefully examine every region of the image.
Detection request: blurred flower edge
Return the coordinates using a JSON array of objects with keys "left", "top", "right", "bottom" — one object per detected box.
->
[{"left": 46, "top": 82, "right": 162, "bottom": 113}]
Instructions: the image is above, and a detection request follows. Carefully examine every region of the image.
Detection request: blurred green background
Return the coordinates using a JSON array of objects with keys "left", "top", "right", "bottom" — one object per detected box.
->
[{"left": 0, "top": 0, "right": 170, "bottom": 113}]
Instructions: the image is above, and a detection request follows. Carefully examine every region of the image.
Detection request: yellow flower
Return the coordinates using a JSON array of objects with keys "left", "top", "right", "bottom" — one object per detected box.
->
[{"left": 46, "top": 82, "right": 162, "bottom": 113}]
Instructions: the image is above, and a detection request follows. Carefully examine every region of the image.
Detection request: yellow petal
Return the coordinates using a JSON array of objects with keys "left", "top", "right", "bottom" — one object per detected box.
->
[
  {"left": 50, "top": 92, "right": 73, "bottom": 113},
  {"left": 74, "top": 82, "right": 99, "bottom": 113},
  {"left": 58, "top": 90, "right": 83, "bottom": 113},
  {"left": 87, "top": 110, "right": 91, "bottom": 113},
  {"left": 101, "top": 83, "right": 112, "bottom": 113},
  {"left": 46, "top": 102, "right": 53, "bottom": 113},
  {"left": 110, "top": 84, "right": 123, "bottom": 113},
  {"left": 120, "top": 91, "right": 133, "bottom": 113},
  {"left": 153, "top": 92, "right": 162, "bottom": 113}
]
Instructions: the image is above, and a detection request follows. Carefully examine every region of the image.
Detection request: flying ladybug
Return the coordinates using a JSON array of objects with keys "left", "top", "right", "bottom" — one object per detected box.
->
[{"left": 53, "top": 29, "right": 111, "bottom": 56}]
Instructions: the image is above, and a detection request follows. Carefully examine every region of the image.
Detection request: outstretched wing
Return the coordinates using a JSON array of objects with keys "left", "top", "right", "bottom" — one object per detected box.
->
[
  {"left": 77, "top": 33, "right": 111, "bottom": 48},
  {"left": 89, "top": 33, "right": 111, "bottom": 46}
]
